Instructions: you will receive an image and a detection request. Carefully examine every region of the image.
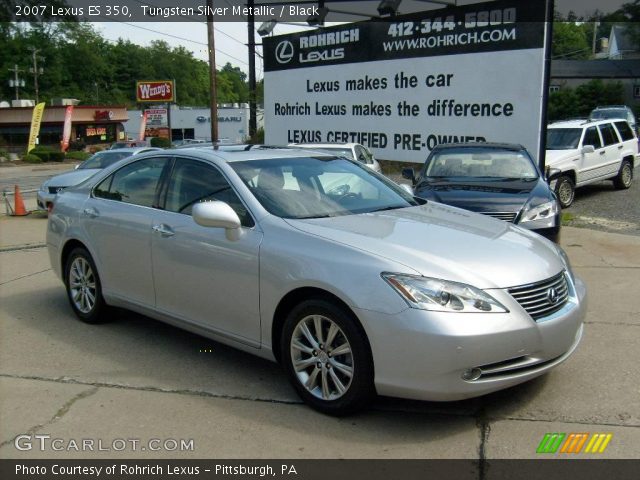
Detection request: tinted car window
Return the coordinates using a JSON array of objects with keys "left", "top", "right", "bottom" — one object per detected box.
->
[
  {"left": 94, "top": 157, "right": 168, "bottom": 207},
  {"left": 614, "top": 121, "right": 635, "bottom": 141},
  {"left": 598, "top": 123, "right": 619, "bottom": 146},
  {"left": 164, "top": 158, "right": 254, "bottom": 227},
  {"left": 582, "top": 126, "right": 602, "bottom": 149}
]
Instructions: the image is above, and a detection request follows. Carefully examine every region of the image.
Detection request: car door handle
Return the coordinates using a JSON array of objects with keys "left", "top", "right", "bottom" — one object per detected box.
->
[
  {"left": 617, "top": 145, "right": 623, "bottom": 149},
  {"left": 599, "top": 151, "right": 606, "bottom": 155},
  {"left": 152, "top": 224, "right": 175, "bottom": 237},
  {"left": 83, "top": 207, "right": 99, "bottom": 218}
]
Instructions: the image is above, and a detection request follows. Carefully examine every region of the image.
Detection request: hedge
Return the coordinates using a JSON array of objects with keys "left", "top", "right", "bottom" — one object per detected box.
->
[
  {"left": 65, "top": 151, "right": 91, "bottom": 161},
  {"left": 23, "top": 154, "right": 43, "bottom": 163}
]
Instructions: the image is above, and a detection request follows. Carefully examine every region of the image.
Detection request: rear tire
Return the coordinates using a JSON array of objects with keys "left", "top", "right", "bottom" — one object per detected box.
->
[
  {"left": 555, "top": 175, "right": 575, "bottom": 208},
  {"left": 613, "top": 160, "right": 633, "bottom": 190},
  {"left": 281, "top": 299, "right": 374, "bottom": 415},
  {"left": 64, "top": 247, "right": 109, "bottom": 324}
]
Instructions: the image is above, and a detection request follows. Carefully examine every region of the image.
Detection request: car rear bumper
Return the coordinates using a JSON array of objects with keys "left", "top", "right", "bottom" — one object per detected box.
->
[{"left": 355, "top": 276, "right": 586, "bottom": 401}]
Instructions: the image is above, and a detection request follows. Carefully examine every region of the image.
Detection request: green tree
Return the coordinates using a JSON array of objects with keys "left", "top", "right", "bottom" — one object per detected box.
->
[{"left": 552, "top": 20, "right": 591, "bottom": 59}]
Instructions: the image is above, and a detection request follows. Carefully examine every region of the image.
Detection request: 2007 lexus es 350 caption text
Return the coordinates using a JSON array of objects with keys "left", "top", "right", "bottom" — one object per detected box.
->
[{"left": 47, "top": 147, "right": 586, "bottom": 415}]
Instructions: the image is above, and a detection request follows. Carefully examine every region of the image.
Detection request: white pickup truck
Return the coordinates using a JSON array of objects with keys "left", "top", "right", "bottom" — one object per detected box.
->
[{"left": 545, "top": 118, "right": 639, "bottom": 207}]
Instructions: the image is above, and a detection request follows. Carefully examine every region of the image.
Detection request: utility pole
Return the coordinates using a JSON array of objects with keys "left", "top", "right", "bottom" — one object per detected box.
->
[
  {"left": 206, "top": 0, "right": 218, "bottom": 144},
  {"left": 28, "top": 48, "right": 44, "bottom": 103},
  {"left": 8, "top": 64, "right": 25, "bottom": 101},
  {"left": 247, "top": 0, "right": 257, "bottom": 140},
  {"left": 592, "top": 20, "right": 600, "bottom": 58}
]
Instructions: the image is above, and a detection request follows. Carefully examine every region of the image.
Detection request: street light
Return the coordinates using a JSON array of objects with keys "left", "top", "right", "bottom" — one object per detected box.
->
[
  {"left": 307, "top": 7, "right": 329, "bottom": 26},
  {"left": 257, "top": 19, "right": 277, "bottom": 37},
  {"left": 378, "top": 0, "right": 402, "bottom": 16}
]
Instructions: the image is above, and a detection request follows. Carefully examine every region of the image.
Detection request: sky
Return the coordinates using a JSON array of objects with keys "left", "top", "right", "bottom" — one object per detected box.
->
[
  {"left": 95, "top": 0, "right": 628, "bottom": 80},
  {"left": 97, "top": 22, "right": 321, "bottom": 80}
]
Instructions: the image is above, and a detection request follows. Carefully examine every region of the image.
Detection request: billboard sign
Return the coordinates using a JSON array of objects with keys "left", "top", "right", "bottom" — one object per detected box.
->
[
  {"left": 136, "top": 80, "right": 175, "bottom": 103},
  {"left": 263, "top": 0, "right": 551, "bottom": 163},
  {"left": 144, "top": 108, "right": 170, "bottom": 139}
]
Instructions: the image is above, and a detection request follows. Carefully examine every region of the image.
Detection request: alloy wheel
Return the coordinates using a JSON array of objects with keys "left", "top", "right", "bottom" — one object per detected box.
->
[
  {"left": 69, "top": 257, "right": 97, "bottom": 314},
  {"left": 290, "top": 314, "right": 354, "bottom": 401}
]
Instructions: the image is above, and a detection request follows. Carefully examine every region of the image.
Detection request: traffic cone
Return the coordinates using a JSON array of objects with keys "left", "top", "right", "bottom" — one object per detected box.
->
[{"left": 12, "top": 185, "right": 29, "bottom": 216}]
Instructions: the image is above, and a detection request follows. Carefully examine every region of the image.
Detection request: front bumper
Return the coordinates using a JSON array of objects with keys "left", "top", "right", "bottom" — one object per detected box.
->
[
  {"left": 356, "top": 276, "right": 586, "bottom": 401},
  {"left": 36, "top": 190, "right": 55, "bottom": 210}
]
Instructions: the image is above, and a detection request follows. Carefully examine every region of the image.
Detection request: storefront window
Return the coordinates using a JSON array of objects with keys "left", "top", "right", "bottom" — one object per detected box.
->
[{"left": 76, "top": 124, "right": 117, "bottom": 145}]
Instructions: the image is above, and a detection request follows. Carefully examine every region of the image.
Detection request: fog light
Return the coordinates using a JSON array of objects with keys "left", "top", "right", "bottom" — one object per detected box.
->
[{"left": 461, "top": 368, "right": 482, "bottom": 381}]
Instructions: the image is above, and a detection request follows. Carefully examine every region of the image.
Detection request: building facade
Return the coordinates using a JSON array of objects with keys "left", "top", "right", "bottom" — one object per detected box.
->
[{"left": 0, "top": 105, "right": 128, "bottom": 151}]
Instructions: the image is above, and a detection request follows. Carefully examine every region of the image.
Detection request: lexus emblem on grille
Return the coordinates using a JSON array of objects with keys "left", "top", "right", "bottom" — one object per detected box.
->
[{"left": 547, "top": 287, "right": 559, "bottom": 304}]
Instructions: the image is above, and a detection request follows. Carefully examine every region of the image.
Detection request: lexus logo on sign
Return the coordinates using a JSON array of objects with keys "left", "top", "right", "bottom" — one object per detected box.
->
[{"left": 275, "top": 40, "right": 294, "bottom": 64}]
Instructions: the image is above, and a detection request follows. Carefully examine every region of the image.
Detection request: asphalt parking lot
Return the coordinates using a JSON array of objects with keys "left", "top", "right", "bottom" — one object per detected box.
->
[{"left": 0, "top": 163, "right": 639, "bottom": 461}]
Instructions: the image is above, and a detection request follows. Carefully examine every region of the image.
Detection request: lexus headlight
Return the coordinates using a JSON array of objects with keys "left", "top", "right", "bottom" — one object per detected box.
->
[
  {"left": 382, "top": 273, "right": 508, "bottom": 313},
  {"left": 39, "top": 181, "right": 48, "bottom": 192},
  {"left": 556, "top": 246, "right": 575, "bottom": 283},
  {"left": 520, "top": 200, "right": 559, "bottom": 223}
]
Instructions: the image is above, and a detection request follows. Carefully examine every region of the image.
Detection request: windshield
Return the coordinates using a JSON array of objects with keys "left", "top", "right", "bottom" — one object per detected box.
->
[
  {"left": 546, "top": 128, "right": 582, "bottom": 150},
  {"left": 79, "top": 151, "right": 132, "bottom": 169},
  {"left": 230, "top": 156, "right": 419, "bottom": 219},
  {"left": 590, "top": 109, "right": 627, "bottom": 120},
  {"left": 423, "top": 148, "right": 538, "bottom": 180}
]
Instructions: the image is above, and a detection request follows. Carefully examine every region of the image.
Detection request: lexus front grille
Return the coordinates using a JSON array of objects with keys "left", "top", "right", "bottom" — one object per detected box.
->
[
  {"left": 508, "top": 272, "right": 569, "bottom": 320},
  {"left": 480, "top": 211, "right": 517, "bottom": 223}
]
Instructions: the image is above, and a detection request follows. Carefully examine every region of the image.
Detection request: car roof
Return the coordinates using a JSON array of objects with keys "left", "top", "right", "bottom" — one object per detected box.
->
[
  {"left": 548, "top": 119, "right": 623, "bottom": 128},
  {"left": 164, "top": 146, "right": 336, "bottom": 163},
  {"left": 431, "top": 142, "right": 527, "bottom": 152},
  {"left": 102, "top": 147, "right": 162, "bottom": 153}
]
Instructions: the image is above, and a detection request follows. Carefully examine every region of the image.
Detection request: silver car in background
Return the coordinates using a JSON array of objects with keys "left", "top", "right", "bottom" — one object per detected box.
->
[
  {"left": 37, "top": 147, "right": 161, "bottom": 210},
  {"left": 290, "top": 142, "right": 382, "bottom": 173},
  {"left": 47, "top": 148, "right": 586, "bottom": 414}
]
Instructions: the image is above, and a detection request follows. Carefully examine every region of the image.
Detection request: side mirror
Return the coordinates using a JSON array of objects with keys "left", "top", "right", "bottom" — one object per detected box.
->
[
  {"left": 192, "top": 201, "right": 241, "bottom": 230},
  {"left": 546, "top": 167, "right": 562, "bottom": 183},
  {"left": 398, "top": 183, "right": 414, "bottom": 195},
  {"left": 401, "top": 167, "right": 416, "bottom": 184},
  {"left": 581, "top": 145, "right": 595, "bottom": 154}
]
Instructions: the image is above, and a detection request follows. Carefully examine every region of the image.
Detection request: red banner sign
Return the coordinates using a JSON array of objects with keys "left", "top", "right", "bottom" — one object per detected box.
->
[
  {"left": 60, "top": 105, "right": 74, "bottom": 152},
  {"left": 139, "top": 111, "right": 147, "bottom": 141},
  {"left": 136, "top": 80, "right": 174, "bottom": 103}
]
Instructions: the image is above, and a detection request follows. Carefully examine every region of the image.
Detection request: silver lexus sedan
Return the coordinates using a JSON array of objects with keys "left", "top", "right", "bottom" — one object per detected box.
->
[{"left": 47, "top": 147, "right": 586, "bottom": 415}]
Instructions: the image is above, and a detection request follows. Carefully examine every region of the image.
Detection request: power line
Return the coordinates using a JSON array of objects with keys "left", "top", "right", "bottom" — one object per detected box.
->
[
  {"left": 118, "top": 22, "right": 249, "bottom": 66},
  {"left": 130, "top": 0, "right": 249, "bottom": 49}
]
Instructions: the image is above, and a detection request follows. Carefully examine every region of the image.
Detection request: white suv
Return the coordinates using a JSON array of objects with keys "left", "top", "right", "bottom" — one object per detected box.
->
[{"left": 546, "top": 119, "right": 639, "bottom": 207}]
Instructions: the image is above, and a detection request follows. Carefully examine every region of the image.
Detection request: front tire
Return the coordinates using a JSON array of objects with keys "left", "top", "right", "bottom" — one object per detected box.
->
[
  {"left": 613, "top": 160, "right": 633, "bottom": 190},
  {"left": 555, "top": 175, "right": 575, "bottom": 208},
  {"left": 281, "top": 299, "right": 374, "bottom": 415},
  {"left": 64, "top": 247, "right": 109, "bottom": 324}
]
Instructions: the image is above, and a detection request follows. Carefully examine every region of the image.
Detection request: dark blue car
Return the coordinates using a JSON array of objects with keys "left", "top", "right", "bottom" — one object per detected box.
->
[{"left": 403, "top": 143, "right": 561, "bottom": 242}]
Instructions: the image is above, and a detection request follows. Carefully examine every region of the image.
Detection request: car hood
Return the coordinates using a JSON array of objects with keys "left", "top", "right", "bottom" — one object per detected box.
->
[
  {"left": 545, "top": 149, "right": 579, "bottom": 165},
  {"left": 44, "top": 169, "right": 102, "bottom": 188},
  {"left": 413, "top": 179, "right": 537, "bottom": 213},
  {"left": 285, "top": 203, "right": 563, "bottom": 289}
]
